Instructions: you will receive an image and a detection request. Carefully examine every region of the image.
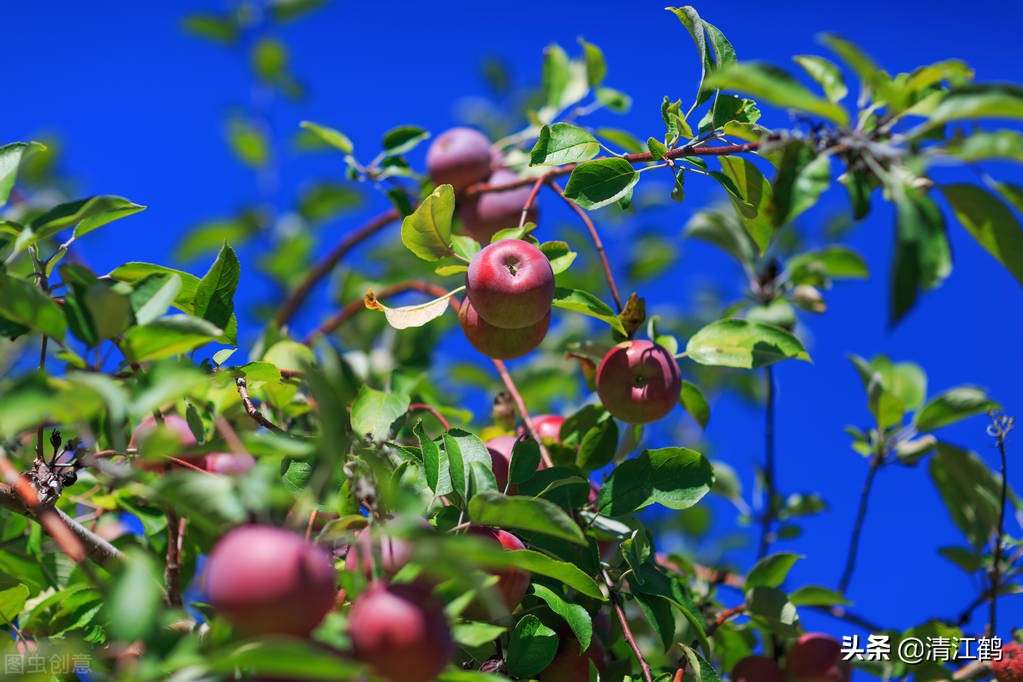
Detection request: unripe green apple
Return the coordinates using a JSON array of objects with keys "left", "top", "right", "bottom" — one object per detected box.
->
[
  {"left": 595, "top": 340, "right": 682, "bottom": 424},
  {"left": 465, "top": 239, "right": 555, "bottom": 329},
  {"left": 459, "top": 299, "right": 550, "bottom": 360},
  {"left": 458, "top": 168, "right": 538, "bottom": 243},
  {"left": 786, "top": 633, "right": 851, "bottom": 682},
  {"left": 204, "top": 525, "right": 336, "bottom": 637},
  {"left": 732, "top": 655, "right": 784, "bottom": 682},
  {"left": 425, "top": 127, "right": 493, "bottom": 193},
  {"left": 349, "top": 582, "right": 454, "bottom": 682}
]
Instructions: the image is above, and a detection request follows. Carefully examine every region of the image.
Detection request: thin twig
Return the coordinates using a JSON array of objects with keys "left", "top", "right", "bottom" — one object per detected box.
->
[
  {"left": 213, "top": 414, "right": 248, "bottom": 457},
  {"left": 409, "top": 403, "right": 451, "bottom": 431},
  {"left": 986, "top": 411, "right": 1014, "bottom": 636},
  {"left": 274, "top": 208, "right": 401, "bottom": 327},
  {"left": 757, "top": 365, "right": 776, "bottom": 560},
  {"left": 839, "top": 449, "right": 884, "bottom": 594},
  {"left": 235, "top": 377, "right": 284, "bottom": 432},
  {"left": 518, "top": 174, "right": 548, "bottom": 228},
  {"left": 705, "top": 604, "right": 746, "bottom": 638},
  {"left": 548, "top": 182, "right": 623, "bottom": 313},
  {"left": 491, "top": 359, "right": 553, "bottom": 469},
  {"left": 601, "top": 567, "right": 654, "bottom": 682},
  {"left": 304, "top": 280, "right": 452, "bottom": 344},
  {"left": 165, "top": 508, "right": 183, "bottom": 607}
]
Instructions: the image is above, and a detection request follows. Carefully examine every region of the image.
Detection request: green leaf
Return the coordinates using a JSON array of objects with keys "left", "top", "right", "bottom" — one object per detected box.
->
[
  {"left": 552, "top": 287, "right": 626, "bottom": 335},
  {"left": 786, "top": 246, "right": 869, "bottom": 286},
  {"left": 538, "top": 241, "right": 576, "bottom": 275},
  {"left": 453, "top": 622, "right": 507, "bottom": 648},
  {"left": 714, "top": 156, "right": 775, "bottom": 253},
  {"left": 0, "top": 273, "right": 66, "bottom": 339},
  {"left": 182, "top": 12, "right": 239, "bottom": 45},
  {"left": 351, "top": 387, "right": 410, "bottom": 442},
  {"left": 210, "top": 640, "right": 363, "bottom": 678},
  {"left": 937, "top": 546, "right": 985, "bottom": 574},
  {"left": 770, "top": 142, "right": 831, "bottom": 227},
  {"left": 819, "top": 35, "right": 892, "bottom": 104},
  {"left": 104, "top": 549, "right": 163, "bottom": 641},
  {"left": 684, "top": 208, "right": 756, "bottom": 267},
  {"left": 446, "top": 429, "right": 497, "bottom": 500},
  {"left": 299, "top": 120, "right": 354, "bottom": 154},
  {"left": 679, "top": 380, "right": 710, "bottom": 429},
  {"left": 945, "top": 130, "right": 1023, "bottom": 162},
  {"left": 0, "top": 142, "right": 42, "bottom": 206},
  {"left": 530, "top": 583, "right": 592, "bottom": 650},
  {"left": 789, "top": 585, "right": 851, "bottom": 606},
  {"left": 890, "top": 186, "right": 951, "bottom": 326},
  {"left": 110, "top": 262, "right": 201, "bottom": 310},
  {"left": 929, "top": 442, "right": 1010, "bottom": 548},
  {"left": 298, "top": 182, "right": 362, "bottom": 223},
  {"left": 193, "top": 243, "right": 240, "bottom": 344},
  {"left": 597, "top": 447, "right": 714, "bottom": 516},
  {"left": 666, "top": 6, "right": 712, "bottom": 105},
  {"left": 121, "top": 315, "right": 222, "bottom": 362},
  {"left": 530, "top": 123, "right": 600, "bottom": 166},
  {"left": 269, "top": 0, "right": 325, "bottom": 22},
  {"left": 746, "top": 552, "right": 802, "bottom": 589},
  {"left": 401, "top": 185, "right": 454, "bottom": 261},
  {"left": 576, "top": 413, "right": 618, "bottom": 472},
  {"left": 927, "top": 84, "right": 1023, "bottom": 126},
  {"left": 129, "top": 274, "right": 183, "bottom": 326},
  {"left": 793, "top": 55, "right": 848, "bottom": 103},
  {"left": 0, "top": 584, "right": 29, "bottom": 621},
  {"left": 415, "top": 422, "right": 442, "bottom": 493},
  {"left": 703, "top": 62, "right": 849, "bottom": 126},
  {"left": 383, "top": 125, "right": 429, "bottom": 156},
  {"left": 30, "top": 195, "right": 145, "bottom": 240},
  {"left": 508, "top": 438, "right": 541, "bottom": 486},
  {"left": 647, "top": 136, "right": 668, "bottom": 160},
  {"left": 506, "top": 615, "right": 558, "bottom": 678},
  {"left": 564, "top": 158, "right": 639, "bottom": 210},
  {"left": 746, "top": 586, "right": 800, "bottom": 637},
  {"left": 578, "top": 38, "right": 606, "bottom": 87},
  {"left": 594, "top": 86, "right": 632, "bottom": 113},
  {"left": 915, "top": 387, "right": 999, "bottom": 432},
  {"left": 468, "top": 491, "right": 586, "bottom": 545},
  {"left": 996, "top": 181, "right": 1023, "bottom": 213},
  {"left": 227, "top": 116, "right": 269, "bottom": 168},
  {"left": 940, "top": 183, "right": 1023, "bottom": 288},
  {"left": 686, "top": 319, "right": 810, "bottom": 369},
  {"left": 252, "top": 37, "right": 289, "bottom": 84}
]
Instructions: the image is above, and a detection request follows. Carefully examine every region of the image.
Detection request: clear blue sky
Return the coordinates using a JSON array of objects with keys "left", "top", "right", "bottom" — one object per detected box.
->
[{"left": 7, "top": 0, "right": 1022, "bottom": 650}]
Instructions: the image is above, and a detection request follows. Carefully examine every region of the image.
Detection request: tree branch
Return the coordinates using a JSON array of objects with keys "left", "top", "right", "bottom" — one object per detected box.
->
[
  {"left": 839, "top": 449, "right": 884, "bottom": 594},
  {"left": 757, "top": 365, "right": 777, "bottom": 560},
  {"left": 491, "top": 359, "right": 554, "bottom": 469},
  {"left": 601, "top": 567, "right": 654, "bottom": 682},
  {"left": 235, "top": 377, "right": 284, "bottom": 432},
  {"left": 986, "top": 411, "right": 1013, "bottom": 636}
]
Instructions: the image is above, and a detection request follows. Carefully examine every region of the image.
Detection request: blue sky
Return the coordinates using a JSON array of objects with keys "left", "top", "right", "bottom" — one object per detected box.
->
[{"left": 7, "top": 0, "right": 1022, "bottom": 652}]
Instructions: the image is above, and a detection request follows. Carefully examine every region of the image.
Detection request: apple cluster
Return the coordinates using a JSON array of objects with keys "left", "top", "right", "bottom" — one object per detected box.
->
[{"left": 731, "top": 633, "right": 851, "bottom": 682}]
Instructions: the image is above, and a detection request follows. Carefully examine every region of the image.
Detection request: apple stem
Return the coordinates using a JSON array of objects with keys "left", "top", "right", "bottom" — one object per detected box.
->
[
  {"left": 601, "top": 567, "right": 654, "bottom": 682},
  {"left": 518, "top": 174, "right": 549, "bottom": 228}
]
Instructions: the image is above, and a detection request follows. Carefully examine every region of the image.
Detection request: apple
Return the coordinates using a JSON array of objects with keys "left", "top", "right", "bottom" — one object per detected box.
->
[
  {"left": 129, "top": 414, "right": 203, "bottom": 471},
  {"left": 993, "top": 642, "right": 1023, "bottom": 682},
  {"left": 486, "top": 435, "right": 516, "bottom": 491},
  {"left": 468, "top": 526, "right": 531, "bottom": 613},
  {"left": 465, "top": 239, "right": 555, "bottom": 329},
  {"left": 538, "top": 635, "right": 606, "bottom": 682},
  {"left": 349, "top": 582, "right": 454, "bottom": 682},
  {"left": 344, "top": 527, "right": 413, "bottom": 580},
  {"left": 203, "top": 452, "right": 256, "bottom": 475},
  {"left": 425, "top": 127, "right": 493, "bottom": 193},
  {"left": 458, "top": 168, "right": 538, "bottom": 243},
  {"left": 459, "top": 298, "right": 550, "bottom": 359},
  {"left": 595, "top": 340, "right": 682, "bottom": 424},
  {"left": 204, "top": 525, "right": 336, "bottom": 637},
  {"left": 786, "top": 633, "right": 851, "bottom": 682},
  {"left": 732, "top": 655, "right": 783, "bottom": 682},
  {"left": 518, "top": 414, "right": 565, "bottom": 442}
]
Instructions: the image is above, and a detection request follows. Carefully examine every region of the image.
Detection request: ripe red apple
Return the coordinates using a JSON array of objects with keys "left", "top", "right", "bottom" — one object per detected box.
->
[
  {"left": 425, "top": 127, "right": 493, "bottom": 193},
  {"left": 344, "top": 527, "right": 413, "bottom": 579},
  {"left": 538, "top": 635, "right": 606, "bottom": 682},
  {"left": 129, "top": 414, "right": 203, "bottom": 471},
  {"left": 204, "top": 525, "right": 336, "bottom": 637},
  {"left": 595, "top": 340, "right": 682, "bottom": 424},
  {"left": 458, "top": 168, "right": 539, "bottom": 243},
  {"left": 732, "top": 655, "right": 783, "bottom": 682},
  {"left": 465, "top": 239, "right": 555, "bottom": 329},
  {"left": 349, "top": 582, "right": 454, "bottom": 682},
  {"left": 468, "top": 526, "right": 531, "bottom": 613},
  {"left": 204, "top": 452, "right": 256, "bottom": 475},
  {"left": 486, "top": 435, "right": 516, "bottom": 491},
  {"left": 993, "top": 642, "right": 1023, "bottom": 682},
  {"left": 787, "top": 633, "right": 851, "bottom": 682},
  {"left": 518, "top": 414, "right": 565, "bottom": 442},
  {"left": 459, "top": 298, "right": 550, "bottom": 359}
]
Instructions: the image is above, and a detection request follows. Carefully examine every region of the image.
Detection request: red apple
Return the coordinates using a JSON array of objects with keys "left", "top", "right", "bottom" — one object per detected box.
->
[
  {"left": 458, "top": 168, "right": 538, "bottom": 243},
  {"left": 465, "top": 239, "right": 555, "bottom": 329},
  {"left": 993, "top": 642, "right": 1023, "bottom": 682},
  {"left": 344, "top": 527, "right": 413, "bottom": 580},
  {"left": 787, "top": 633, "right": 851, "bottom": 682},
  {"left": 486, "top": 435, "right": 516, "bottom": 491},
  {"left": 129, "top": 414, "right": 203, "bottom": 471},
  {"left": 595, "top": 340, "right": 681, "bottom": 424},
  {"left": 349, "top": 582, "right": 454, "bottom": 682},
  {"left": 459, "top": 298, "right": 550, "bottom": 359},
  {"left": 538, "top": 635, "right": 606, "bottom": 682},
  {"left": 204, "top": 452, "right": 256, "bottom": 475},
  {"left": 469, "top": 526, "right": 531, "bottom": 613},
  {"left": 425, "top": 127, "right": 493, "bottom": 193},
  {"left": 732, "top": 655, "right": 783, "bottom": 682},
  {"left": 204, "top": 525, "right": 336, "bottom": 637},
  {"left": 519, "top": 414, "right": 565, "bottom": 442}
]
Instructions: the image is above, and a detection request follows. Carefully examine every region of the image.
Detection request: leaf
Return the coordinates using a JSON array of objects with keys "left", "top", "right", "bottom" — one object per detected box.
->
[
  {"left": 469, "top": 491, "right": 586, "bottom": 545},
  {"left": 401, "top": 185, "right": 454, "bottom": 261},
  {"left": 793, "top": 55, "right": 848, "bottom": 103},
  {"left": 129, "top": 274, "right": 183, "bottom": 326},
  {"left": 927, "top": 84, "right": 1023, "bottom": 125},
  {"left": 937, "top": 546, "right": 985, "bottom": 574},
  {"left": 929, "top": 442, "right": 1009, "bottom": 548},
  {"left": 666, "top": 6, "right": 712, "bottom": 106},
  {"left": 0, "top": 142, "right": 42, "bottom": 206},
  {"left": 714, "top": 156, "right": 775, "bottom": 253},
  {"left": 227, "top": 116, "right": 269, "bottom": 167},
  {"left": 104, "top": 549, "right": 163, "bottom": 641},
  {"left": 446, "top": 429, "right": 497, "bottom": 500},
  {"left": 110, "top": 262, "right": 201, "bottom": 310},
  {"left": 746, "top": 552, "right": 802, "bottom": 589},
  {"left": 182, "top": 12, "right": 239, "bottom": 45},
  {"left": 299, "top": 120, "right": 354, "bottom": 154},
  {"left": 30, "top": 195, "right": 145, "bottom": 240},
  {"left": 364, "top": 287, "right": 456, "bottom": 330},
  {"left": 453, "top": 622, "right": 507, "bottom": 648},
  {"left": 210, "top": 640, "right": 363, "bottom": 678},
  {"left": 890, "top": 186, "right": 951, "bottom": 326},
  {"left": 351, "top": 387, "right": 410, "bottom": 442},
  {"left": 597, "top": 447, "right": 714, "bottom": 516},
  {"left": 506, "top": 615, "right": 558, "bottom": 678},
  {"left": 578, "top": 37, "right": 606, "bottom": 87},
  {"left": 770, "top": 142, "right": 831, "bottom": 227},
  {"left": 530, "top": 583, "right": 592, "bottom": 649},
  {"left": 786, "top": 246, "right": 869, "bottom": 286},
  {"left": 576, "top": 413, "right": 618, "bottom": 472},
  {"left": 508, "top": 438, "right": 541, "bottom": 486},
  {"left": 679, "top": 380, "right": 710, "bottom": 429},
  {"left": 552, "top": 287, "right": 626, "bottom": 335},
  {"left": 0, "top": 584, "right": 29, "bottom": 621},
  {"left": 564, "top": 158, "right": 639, "bottom": 210},
  {"left": 746, "top": 586, "right": 800, "bottom": 637},
  {"left": 0, "top": 273, "right": 66, "bottom": 339},
  {"left": 684, "top": 208, "right": 756, "bottom": 267},
  {"left": 940, "top": 183, "right": 1023, "bottom": 288},
  {"left": 542, "top": 43, "right": 572, "bottom": 111},
  {"left": 530, "top": 123, "right": 600, "bottom": 166},
  {"left": 383, "top": 125, "right": 429, "bottom": 156},
  {"left": 703, "top": 62, "right": 849, "bottom": 126},
  {"left": 915, "top": 387, "right": 999, "bottom": 432},
  {"left": 686, "top": 319, "right": 810, "bottom": 369},
  {"left": 789, "top": 585, "right": 851, "bottom": 606},
  {"left": 538, "top": 241, "right": 576, "bottom": 275},
  {"left": 415, "top": 422, "right": 442, "bottom": 493},
  {"left": 945, "top": 130, "right": 1023, "bottom": 162},
  {"left": 193, "top": 243, "right": 240, "bottom": 344},
  {"left": 121, "top": 315, "right": 222, "bottom": 362}
]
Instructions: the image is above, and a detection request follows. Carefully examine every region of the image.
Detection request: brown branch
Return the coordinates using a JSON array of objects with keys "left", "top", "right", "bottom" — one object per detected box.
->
[
  {"left": 165, "top": 508, "right": 183, "bottom": 607},
  {"left": 274, "top": 208, "right": 401, "bottom": 327},
  {"left": 705, "top": 604, "right": 746, "bottom": 638},
  {"left": 757, "top": 365, "right": 776, "bottom": 560},
  {"left": 409, "top": 403, "right": 451, "bottom": 431},
  {"left": 304, "top": 280, "right": 453, "bottom": 344},
  {"left": 987, "top": 412, "right": 1013, "bottom": 636},
  {"left": 601, "top": 567, "right": 654, "bottom": 682},
  {"left": 491, "top": 359, "right": 553, "bottom": 469},
  {"left": 463, "top": 141, "right": 762, "bottom": 198},
  {"left": 839, "top": 448, "right": 884, "bottom": 593},
  {"left": 518, "top": 173, "right": 549, "bottom": 228},
  {"left": 548, "top": 182, "right": 623, "bottom": 313},
  {"left": 235, "top": 377, "right": 284, "bottom": 432}
]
